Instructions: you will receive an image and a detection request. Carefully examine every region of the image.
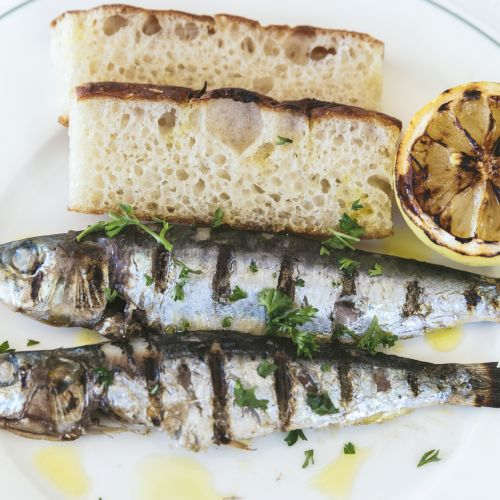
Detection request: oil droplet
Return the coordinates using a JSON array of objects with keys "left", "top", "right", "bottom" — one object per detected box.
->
[
  {"left": 138, "top": 456, "right": 221, "bottom": 500},
  {"left": 75, "top": 328, "right": 105, "bottom": 346},
  {"left": 425, "top": 326, "right": 463, "bottom": 352},
  {"left": 312, "top": 450, "right": 367, "bottom": 499},
  {"left": 34, "top": 446, "right": 90, "bottom": 497}
]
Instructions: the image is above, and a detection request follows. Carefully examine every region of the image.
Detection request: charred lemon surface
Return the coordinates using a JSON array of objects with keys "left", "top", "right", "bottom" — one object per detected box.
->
[{"left": 395, "top": 82, "right": 500, "bottom": 265}]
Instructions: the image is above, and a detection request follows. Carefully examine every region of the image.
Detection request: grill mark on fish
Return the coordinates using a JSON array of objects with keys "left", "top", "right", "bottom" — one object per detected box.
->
[
  {"left": 464, "top": 285, "right": 480, "bottom": 310},
  {"left": 177, "top": 362, "right": 192, "bottom": 392},
  {"left": 373, "top": 368, "right": 391, "bottom": 392},
  {"left": 141, "top": 343, "right": 163, "bottom": 427},
  {"left": 337, "top": 362, "right": 353, "bottom": 405},
  {"left": 297, "top": 369, "right": 318, "bottom": 393},
  {"left": 208, "top": 341, "right": 230, "bottom": 444},
  {"left": 151, "top": 245, "right": 170, "bottom": 293},
  {"left": 277, "top": 255, "right": 296, "bottom": 298},
  {"left": 273, "top": 351, "right": 292, "bottom": 429},
  {"left": 332, "top": 270, "right": 360, "bottom": 325},
  {"left": 402, "top": 279, "right": 425, "bottom": 317},
  {"left": 407, "top": 372, "right": 420, "bottom": 396},
  {"left": 86, "top": 264, "right": 104, "bottom": 306},
  {"left": 340, "top": 271, "right": 357, "bottom": 298},
  {"left": 30, "top": 272, "right": 44, "bottom": 302},
  {"left": 212, "top": 245, "right": 235, "bottom": 302}
]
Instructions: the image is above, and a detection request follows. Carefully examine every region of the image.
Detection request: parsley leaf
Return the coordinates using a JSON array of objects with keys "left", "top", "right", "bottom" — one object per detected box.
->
[
  {"left": 276, "top": 136, "right": 293, "bottom": 145},
  {"left": 248, "top": 261, "right": 258, "bottom": 273},
  {"left": 257, "top": 360, "right": 278, "bottom": 378},
  {"left": 257, "top": 288, "right": 318, "bottom": 358},
  {"left": 338, "top": 257, "right": 360, "bottom": 275},
  {"left": 93, "top": 367, "right": 113, "bottom": 388},
  {"left": 144, "top": 274, "right": 154, "bottom": 286},
  {"left": 307, "top": 392, "right": 339, "bottom": 416},
  {"left": 356, "top": 316, "right": 398, "bottom": 353},
  {"left": 332, "top": 324, "right": 357, "bottom": 341},
  {"left": 77, "top": 203, "right": 173, "bottom": 252},
  {"left": 351, "top": 199, "right": 363, "bottom": 211},
  {"left": 222, "top": 316, "right": 232, "bottom": 328},
  {"left": 234, "top": 379, "right": 268, "bottom": 410},
  {"left": 417, "top": 449, "right": 441, "bottom": 468},
  {"left": 104, "top": 287, "right": 121, "bottom": 303},
  {"left": 212, "top": 207, "right": 224, "bottom": 229},
  {"left": 178, "top": 319, "right": 190, "bottom": 332},
  {"left": 321, "top": 213, "right": 364, "bottom": 253},
  {"left": 228, "top": 286, "right": 248, "bottom": 302},
  {"left": 302, "top": 449, "right": 314, "bottom": 468},
  {"left": 172, "top": 262, "right": 202, "bottom": 301},
  {"left": 320, "top": 363, "right": 331, "bottom": 372},
  {"left": 368, "top": 263, "right": 383, "bottom": 277},
  {"left": 295, "top": 278, "right": 305, "bottom": 287},
  {"left": 27, "top": 339, "right": 40, "bottom": 347},
  {"left": 0, "top": 341, "right": 15, "bottom": 354},
  {"left": 344, "top": 442, "right": 356, "bottom": 454},
  {"left": 285, "top": 429, "right": 307, "bottom": 446}
]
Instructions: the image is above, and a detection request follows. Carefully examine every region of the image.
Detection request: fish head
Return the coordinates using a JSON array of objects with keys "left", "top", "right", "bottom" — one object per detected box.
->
[
  {"left": 0, "top": 233, "right": 109, "bottom": 327},
  {"left": 0, "top": 351, "right": 88, "bottom": 438}
]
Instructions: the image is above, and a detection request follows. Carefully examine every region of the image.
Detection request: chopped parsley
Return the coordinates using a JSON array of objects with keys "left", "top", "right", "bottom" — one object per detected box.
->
[
  {"left": 295, "top": 278, "right": 305, "bottom": 287},
  {"left": 149, "top": 383, "right": 160, "bottom": 396},
  {"left": 337, "top": 257, "right": 360, "bottom": 275},
  {"left": 320, "top": 363, "right": 331, "bottom": 372},
  {"left": 77, "top": 203, "right": 173, "bottom": 252},
  {"left": 257, "top": 360, "right": 278, "bottom": 378},
  {"left": 144, "top": 274, "right": 154, "bottom": 286},
  {"left": 417, "top": 449, "right": 441, "bottom": 468},
  {"left": 222, "top": 316, "right": 233, "bottom": 328},
  {"left": 178, "top": 319, "right": 190, "bottom": 332},
  {"left": 0, "top": 341, "right": 15, "bottom": 354},
  {"left": 320, "top": 213, "right": 364, "bottom": 253},
  {"left": 351, "top": 199, "right": 363, "bottom": 211},
  {"left": 368, "top": 263, "right": 383, "bottom": 277},
  {"left": 331, "top": 280, "right": 341, "bottom": 288},
  {"left": 344, "top": 442, "right": 356, "bottom": 454},
  {"left": 248, "top": 261, "right": 258, "bottom": 273},
  {"left": 302, "top": 449, "right": 314, "bottom": 468},
  {"left": 258, "top": 288, "right": 318, "bottom": 358},
  {"left": 172, "top": 262, "right": 202, "bottom": 301},
  {"left": 27, "top": 339, "right": 40, "bottom": 347},
  {"left": 228, "top": 286, "right": 248, "bottom": 302},
  {"left": 332, "top": 324, "right": 356, "bottom": 340},
  {"left": 356, "top": 316, "right": 398, "bottom": 353},
  {"left": 104, "top": 287, "right": 121, "bottom": 303},
  {"left": 307, "top": 392, "right": 339, "bottom": 416},
  {"left": 212, "top": 207, "right": 224, "bottom": 229},
  {"left": 93, "top": 367, "right": 113, "bottom": 388},
  {"left": 285, "top": 429, "right": 307, "bottom": 446},
  {"left": 276, "top": 136, "right": 293, "bottom": 145},
  {"left": 234, "top": 379, "right": 268, "bottom": 411}
]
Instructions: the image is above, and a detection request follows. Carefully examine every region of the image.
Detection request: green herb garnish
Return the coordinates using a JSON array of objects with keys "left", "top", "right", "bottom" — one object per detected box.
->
[
  {"left": 179, "top": 319, "right": 190, "bottom": 332},
  {"left": 27, "top": 339, "right": 40, "bottom": 347},
  {"left": 338, "top": 257, "right": 360, "bottom": 275},
  {"left": 234, "top": 379, "right": 268, "bottom": 411},
  {"left": 93, "top": 367, "right": 113, "bottom": 388},
  {"left": 0, "top": 341, "right": 15, "bottom": 354},
  {"left": 77, "top": 203, "right": 173, "bottom": 252},
  {"left": 257, "top": 288, "right": 318, "bottom": 358},
  {"left": 257, "top": 360, "right": 278, "bottom": 378},
  {"left": 417, "top": 449, "right": 441, "bottom": 468},
  {"left": 302, "top": 449, "right": 314, "bottom": 468},
  {"left": 228, "top": 286, "right": 248, "bottom": 302},
  {"left": 150, "top": 383, "right": 160, "bottom": 396},
  {"left": 368, "top": 263, "right": 383, "bottom": 277},
  {"left": 212, "top": 207, "right": 224, "bottom": 229},
  {"left": 173, "top": 262, "right": 202, "bottom": 301},
  {"left": 276, "top": 136, "right": 293, "bottom": 145},
  {"left": 351, "top": 199, "right": 363, "bottom": 211},
  {"left": 144, "top": 274, "right": 154, "bottom": 286},
  {"left": 285, "top": 429, "right": 307, "bottom": 446},
  {"left": 222, "top": 316, "right": 232, "bottom": 328},
  {"left": 356, "top": 316, "right": 398, "bottom": 353},
  {"left": 332, "top": 324, "right": 356, "bottom": 340},
  {"left": 320, "top": 213, "right": 364, "bottom": 253},
  {"left": 104, "top": 287, "right": 121, "bottom": 303},
  {"left": 306, "top": 392, "right": 338, "bottom": 416},
  {"left": 344, "top": 442, "right": 356, "bottom": 454},
  {"left": 295, "top": 278, "right": 305, "bottom": 287},
  {"left": 320, "top": 363, "right": 331, "bottom": 372},
  {"left": 249, "top": 261, "right": 258, "bottom": 273}
]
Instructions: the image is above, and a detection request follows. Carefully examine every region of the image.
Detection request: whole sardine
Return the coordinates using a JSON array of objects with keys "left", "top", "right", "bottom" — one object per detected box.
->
[
  {"left": 0, "top": 226, "right": 497, "bottom": 339},
  {"left": 0, "top": 331, "right": 498, "bottom": 450}
]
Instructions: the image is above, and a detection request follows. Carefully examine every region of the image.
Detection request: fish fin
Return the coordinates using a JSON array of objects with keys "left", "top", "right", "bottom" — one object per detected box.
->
[{"left": 468, "top": 362, "right": 500, "bottom": 408}]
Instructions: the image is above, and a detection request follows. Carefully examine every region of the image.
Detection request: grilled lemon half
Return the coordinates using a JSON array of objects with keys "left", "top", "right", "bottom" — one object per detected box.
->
[{"left": 395, "top": 82, "right": 500, "bottom": 266}]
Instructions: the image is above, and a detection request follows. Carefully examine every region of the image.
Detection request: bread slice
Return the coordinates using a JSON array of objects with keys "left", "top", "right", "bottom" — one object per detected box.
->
[
  {"left": 68, "top": 83, "right": 401, "bottom": 239},
  {"left": 52, "top": 4, "right": 384, "bottom": 122}
]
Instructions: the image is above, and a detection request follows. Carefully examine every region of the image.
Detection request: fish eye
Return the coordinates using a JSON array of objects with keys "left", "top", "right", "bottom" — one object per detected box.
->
[{"left": 11, "top": 242, "right": 42, "bottom": 275}]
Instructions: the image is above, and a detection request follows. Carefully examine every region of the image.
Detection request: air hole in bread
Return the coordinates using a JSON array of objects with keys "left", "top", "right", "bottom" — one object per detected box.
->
[
  {"left": 142, "top": 15, "right": 161, "bottom": 36},
  {"left": 207, "top": 26, "right": 216, "bottom": 35},
  {"left": 120, "top": 113, "right": 130, "bottom": 127},
  {"left": 253, "top": 76, "right": 274, "bottom": 94},
  {"left": 253, "top": 184, "right": 265, "bottom": 194},
  {"left": 157, "top": 109, "right": 177, "bottom": 137},
  {"left": 310, "top": 46, "right": 337, "bottom": 60},
  {"left": 174, "top": 22, "right": 199, "bottom": 41},
  {"left": 241, "top": 37, "right": 255, "bottom": 53},
  {"left": 263, "top": 40, "right": 279, "bottom": 56},
  {"left": 103, "top": 15, "right": 128, "bottom": 36},
  {"left": 321, "top": 178, "right": 331, "bottom": 193},
  {"left": 368, "top": 175, "right": 392, "bottom": 198},
  {"left": 217, "top": 39, "right": 224, "bottom": 48},
  {"left": 176, "top": 169, "right": 189, "bottom": 181},
  {"left": 284, "top": 35, "right": 310, "bottom": 65}
]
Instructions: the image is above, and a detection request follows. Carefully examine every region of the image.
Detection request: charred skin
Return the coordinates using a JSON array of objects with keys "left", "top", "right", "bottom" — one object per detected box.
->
[
  {"left": 0, "top": 226, "right": 497, "bottom": 339},
  {"left": 0, "top": 331, "right": 497, "bottom": 450}
]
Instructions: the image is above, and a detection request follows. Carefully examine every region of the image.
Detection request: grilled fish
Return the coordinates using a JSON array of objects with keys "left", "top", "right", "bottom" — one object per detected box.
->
[
  {"left": 0, "top": 226, "right": 497, "bottom": 339},
  {"left": 0, "top": 331, "right": 499, "bottom": 450}
]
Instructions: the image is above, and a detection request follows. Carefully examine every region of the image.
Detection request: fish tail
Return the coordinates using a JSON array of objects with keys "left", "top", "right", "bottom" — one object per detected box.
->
[{"left": 465, "top": 362, "right": 500, "bottom": 408}]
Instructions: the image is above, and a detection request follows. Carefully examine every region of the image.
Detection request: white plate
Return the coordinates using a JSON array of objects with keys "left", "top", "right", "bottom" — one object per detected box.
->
[{"left": 0, "top": 1, "right": 499, "bottom": 499}]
